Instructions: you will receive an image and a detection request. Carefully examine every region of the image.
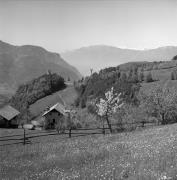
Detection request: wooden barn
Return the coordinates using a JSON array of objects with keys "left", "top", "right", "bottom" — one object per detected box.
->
[
  {"left": 42, "top": 103, "right": 69, "bottom": 129},
  {"left": 0, "top": 105, "right": 20, "bottom": 128}
]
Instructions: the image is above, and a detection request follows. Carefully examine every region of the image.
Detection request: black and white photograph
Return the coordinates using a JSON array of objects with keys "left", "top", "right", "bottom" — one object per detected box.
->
[{"left": 1, "top": 0, "right": 177, "bottom": 179}]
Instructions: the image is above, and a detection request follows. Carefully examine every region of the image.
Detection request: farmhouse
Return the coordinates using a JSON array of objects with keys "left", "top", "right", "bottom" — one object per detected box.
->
[
  {"left": 0, "top": 105, "right": 20, "bottom": 128},
  {"left": 42, "top": 103, "right": 70, "bottom": 129}
]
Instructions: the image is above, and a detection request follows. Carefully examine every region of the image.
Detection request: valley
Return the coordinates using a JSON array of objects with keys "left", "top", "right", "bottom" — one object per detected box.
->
[{"left": 1, "top": 1, "right": 177, "bottom": 179}]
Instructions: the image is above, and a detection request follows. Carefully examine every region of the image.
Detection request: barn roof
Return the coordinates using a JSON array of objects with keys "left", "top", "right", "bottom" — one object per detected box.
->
[
  {"left": 0, "top": 105, "right": 20, "bottom": 121},
  {"left": 42, "top": 103, "right": 70, "bottom": 116}
]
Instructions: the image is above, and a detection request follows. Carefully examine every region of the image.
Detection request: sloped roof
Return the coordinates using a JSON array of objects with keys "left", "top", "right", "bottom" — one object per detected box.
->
[
  {"left": 42, "top": 103, "right": 70, "bottom": 116},
  {"left": 0, "top": 105, "right": 20, "bottom": 121}
]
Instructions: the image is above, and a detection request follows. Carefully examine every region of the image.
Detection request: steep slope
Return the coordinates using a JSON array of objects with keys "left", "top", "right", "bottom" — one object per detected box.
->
[
  {"left": 0, "top": 41, "right": 82, "bottom": 88},
  {"left": 61, "top": 45, "right": 177, "bottom": 75}
]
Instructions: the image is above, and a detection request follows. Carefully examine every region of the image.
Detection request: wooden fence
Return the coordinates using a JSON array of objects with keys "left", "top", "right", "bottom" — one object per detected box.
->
[{"left": 0, "top": 121, "right": 156, "bottom": 147}]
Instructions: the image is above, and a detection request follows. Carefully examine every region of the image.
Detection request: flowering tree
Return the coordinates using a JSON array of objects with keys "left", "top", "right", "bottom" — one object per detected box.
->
[{"left": 96, "top": 87, "right": 123, "bottom": 133}]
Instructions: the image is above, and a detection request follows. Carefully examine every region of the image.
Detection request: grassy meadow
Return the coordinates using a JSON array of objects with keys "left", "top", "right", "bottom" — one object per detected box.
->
[{"left": 1, "top": 124, "right": 177, "bottom": 180}]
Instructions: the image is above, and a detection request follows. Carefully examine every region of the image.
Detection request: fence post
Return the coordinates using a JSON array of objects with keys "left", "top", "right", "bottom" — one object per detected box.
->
[
  {"left": 23, "top": 128, "right": 26, "bottom": 145},
  {"left": 69, "top": 128, "right": 72, "bottom": 138}
]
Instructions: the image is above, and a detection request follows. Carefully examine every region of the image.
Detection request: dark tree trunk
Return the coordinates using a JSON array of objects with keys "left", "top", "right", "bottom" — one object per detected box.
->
[
  {"left": 102, "top": 123, "right": 105, "bottom": 135},
  {"left": 23, "top": 128, "right": 26, "bottom": 145},
  {"left": 105, "top": 115, "right": 112, "bottom": 133},
  {"left": 161, "top": 113, "right": 166, "bottom": 125},
  {"left": 69, "top": 128, "right": 72, "bottom": 138}
]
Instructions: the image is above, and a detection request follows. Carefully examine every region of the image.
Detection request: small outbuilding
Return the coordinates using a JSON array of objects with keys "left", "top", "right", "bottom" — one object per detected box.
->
[
  {"left": 42, "top": 103, "right": 70, "bottom": 129},
  {"left": 0, "top": 105, "right": 20, "bottom": 128}
]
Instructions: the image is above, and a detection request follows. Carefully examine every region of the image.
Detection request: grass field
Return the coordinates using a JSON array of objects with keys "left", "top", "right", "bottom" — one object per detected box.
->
[
  {"left": 1, "top": 123, "right": 177, "bottom": 180},
  {"left": 141, "top": 79, "right": 177, "bottom": 95}
]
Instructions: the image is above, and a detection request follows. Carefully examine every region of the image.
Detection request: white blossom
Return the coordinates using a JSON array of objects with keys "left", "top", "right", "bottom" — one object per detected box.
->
[{"left": 96, "top": 87, "right": 123, "bottom": 117}]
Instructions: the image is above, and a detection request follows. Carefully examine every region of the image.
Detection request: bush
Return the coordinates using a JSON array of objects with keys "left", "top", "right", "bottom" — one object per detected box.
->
[
  {"left": 145, "top": 72, "right": 153, "bottom": 82},
  {"left": 74, "top": 97, "right": 80, "bottom": 107},
  {"left": 80, "top": 98, "right": 86, "bottom": 108},
  {"left": 171, "top": 70, "right": 177, "bottom": 80},
  {"left": 76, "top": 108, "right": 100, "bottom": 128},
  {"left": 87, "top": 103, "right": 97, "bottom": 115},
  {"left": 113, "top": 104, "right": 149, "bottom": 132},
  {"left": 171, "top": 71, "right": 175, "bottom": 80},
  {"left": 55, "top": 116, "right": 67, "bottom": 132},
  {"left": 139, "top": 71, "right": 144, "bottom": 82}
]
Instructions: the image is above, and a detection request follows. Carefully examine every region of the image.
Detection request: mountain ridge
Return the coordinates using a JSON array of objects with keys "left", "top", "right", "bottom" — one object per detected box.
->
[
  {"left": 61, "top": 45, "right": 177, "bottom": 75},
  {"left": 63, "top": 44, "right": 177, "bottom": 52},
  {"left": 0, "top": 41, "right": 82, "bottom": 90}
]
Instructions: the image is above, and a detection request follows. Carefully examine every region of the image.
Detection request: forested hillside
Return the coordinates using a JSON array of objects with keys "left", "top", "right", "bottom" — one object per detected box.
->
[
  {"left": 75, "top": 58, "right": 177, "bottom": 108},
  {"left": 9, "top": 73, "right": 66, "bottom": 123},
  {"left": 74, "top": 66, "right": 141, "bottom": 108}
]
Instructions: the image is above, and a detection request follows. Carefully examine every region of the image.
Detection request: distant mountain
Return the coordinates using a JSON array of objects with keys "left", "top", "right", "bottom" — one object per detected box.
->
[
  {"left": 61, "top": 45, "right": 177, "bottom": 75},
  {"left": 0, "top": 41, "right": 82, "bottom": 88}
]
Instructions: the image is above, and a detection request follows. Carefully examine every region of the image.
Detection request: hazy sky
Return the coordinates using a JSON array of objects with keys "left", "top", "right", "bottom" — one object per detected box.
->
[{"left": 0, "top": 0, "right": 177, "bottom": 53}]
